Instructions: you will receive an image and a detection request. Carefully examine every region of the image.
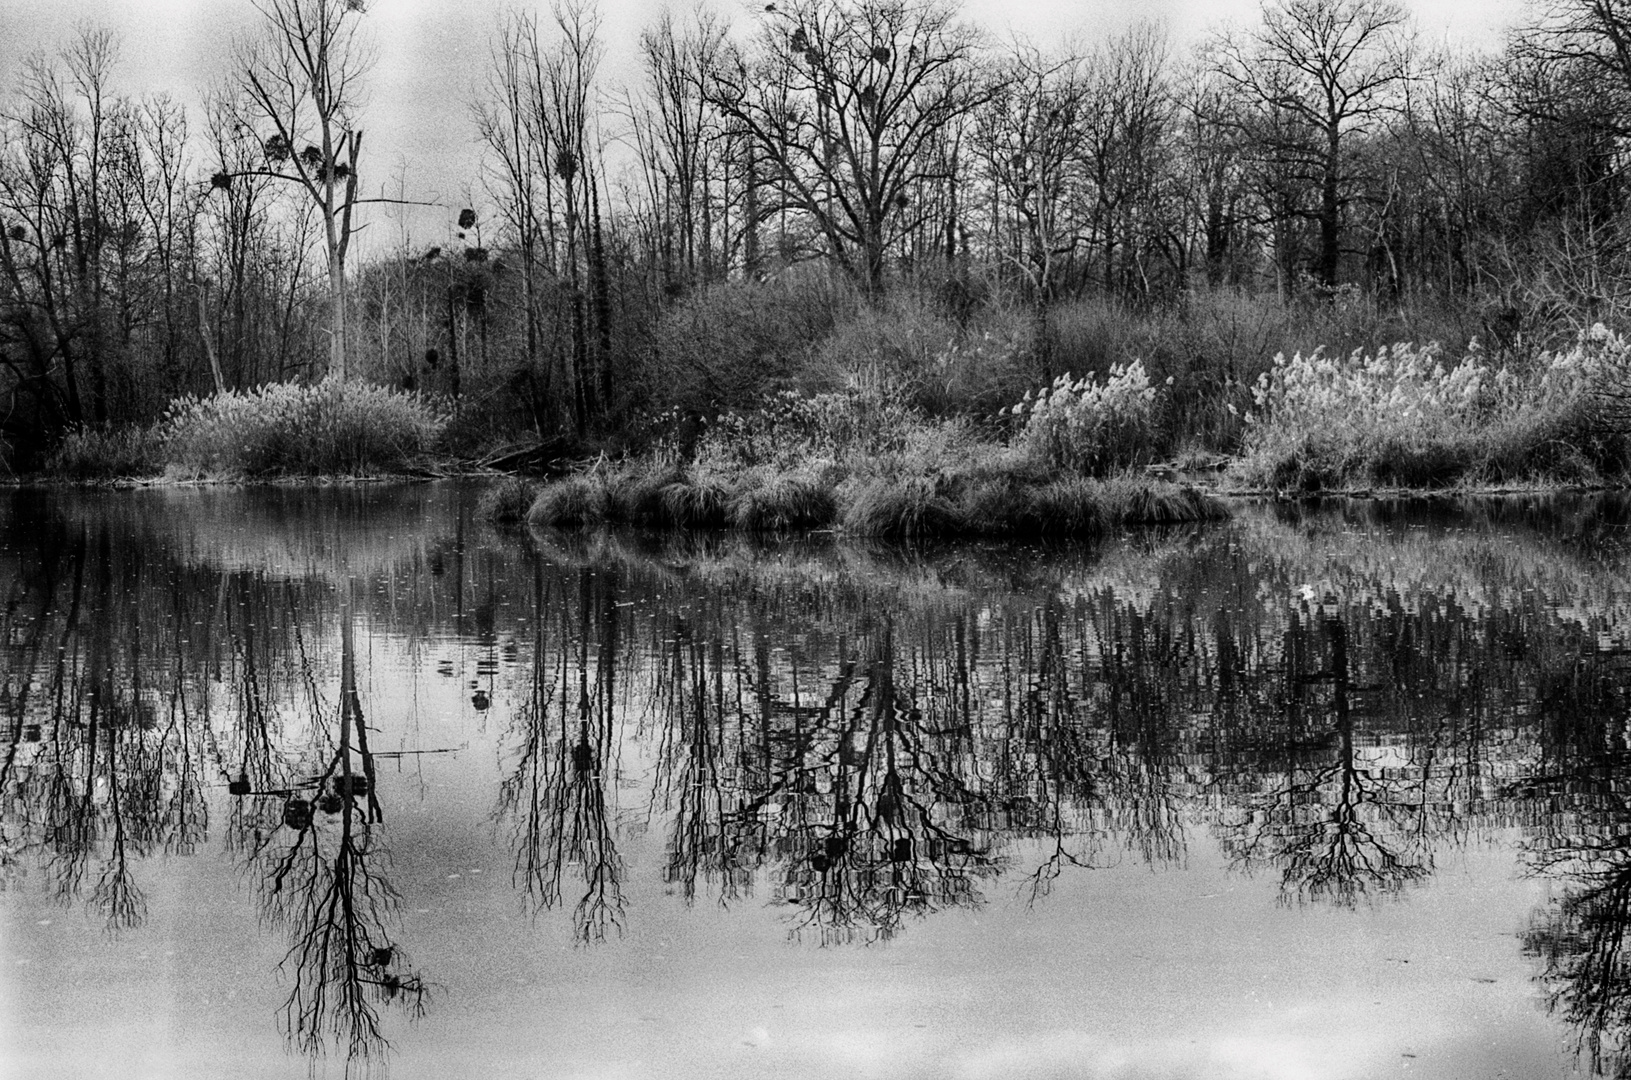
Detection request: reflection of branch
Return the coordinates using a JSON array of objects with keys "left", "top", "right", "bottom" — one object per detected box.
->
[
  {"left": 1524, "top": 830, "right": 1631, "bottom": 1079},
  {"left": 1220, "top": 753, "right": 1430, "bottom": 906},
  {"left": 1024, "top": 811, "right": 1114, "bottom": 904},
  {"left": 89, "top": 771, "right": 147, "bottom": 932},
  {"left": 244, "top": 601, "right": 429, "bottom": 1077},
  {"left": 1219, "top": 614, "right": 1431, "bottom": 907},
  {"left": 262, "top": 798, "right": 428, "bottom": 1073},
  {"left": 776, "top": 643, "right": 1001, "bottom": 944},
  {"left": 498, "top": 566, "right": 626, "bottom": 943}
]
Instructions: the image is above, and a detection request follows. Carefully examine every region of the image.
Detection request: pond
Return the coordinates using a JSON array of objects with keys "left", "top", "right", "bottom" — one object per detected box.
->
[{"left": 2, "top": 482, "right": 1629, "bottom": 1079}]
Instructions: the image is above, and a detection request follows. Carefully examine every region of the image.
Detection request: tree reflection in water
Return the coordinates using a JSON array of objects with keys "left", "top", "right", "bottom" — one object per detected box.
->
[
  {"left": 1216, "top": 607, "right": 1433, "bottom": 905},
  {"left": 0, "top": 515, "right": 217, "bottom": 932},
  {"left": 243, "top": 594, "right": 429, "bottom": 1073},
  {"left": 0, "top": 497, "right": 433, "bottom": 1078},
  {"left": 20, "top": 491, "right": 1631, "bottom": 1069},
  {"left": 1519, "top": 645, "right": 1631, "bottom": 1077},
  {"left": 496, "top": 560, "right": 626, "bottom": 942},
  {"left": 635, "top": 582, "right": 1006, "bottom": 944}
]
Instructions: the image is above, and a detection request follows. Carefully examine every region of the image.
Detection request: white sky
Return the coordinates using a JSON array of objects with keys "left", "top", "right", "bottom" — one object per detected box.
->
[{"left": 0, "top": 0, "right": 1528, "bottom": 250}]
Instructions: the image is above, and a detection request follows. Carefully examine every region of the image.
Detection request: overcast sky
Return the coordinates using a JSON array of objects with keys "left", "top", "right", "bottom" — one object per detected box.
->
[{"left": 1, "top": 0, "right": 1528, "bottom": 252}]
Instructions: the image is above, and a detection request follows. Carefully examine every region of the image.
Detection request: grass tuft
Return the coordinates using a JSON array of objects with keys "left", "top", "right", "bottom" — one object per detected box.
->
[
  {"left": 660, "top": 473, "right": 733, "bottom": 528},
  {"left": 478, "top": 476, "right": 536, "bottom": 525},
  {"left": 1020, "top": 477, "right": 1109, "bottom": 535},
  {"left": 609, "top": 462, "right": 683, "bottom": 526},
  {"left": 840, "top": 475, "right": 964, "bottom": 538},
  {"left": 528, "top": 474, "right": 608, "bottom": 527},
  {"left": 730, "top": 468, "right": 838, "bottom": 531}
]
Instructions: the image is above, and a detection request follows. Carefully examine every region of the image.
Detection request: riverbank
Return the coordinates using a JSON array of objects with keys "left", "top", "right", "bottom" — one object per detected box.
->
[{"left": 28, "top": 323, "right": 1631, "bottom": 516}]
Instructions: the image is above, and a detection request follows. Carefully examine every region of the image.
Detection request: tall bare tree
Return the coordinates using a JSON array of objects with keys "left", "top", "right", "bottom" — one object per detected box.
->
[
  {"left": 707, "top": 0, "right": 988, "bottom": 298},
  {"left": 628, "top": 7, "right": 731, "bottom": 289},
  {"left": 974, "top": 45, "right": 1087, "bottom": 380},
  {"left": 1209, "top": 0, "right": 1411, "bottom": 291},
  {"left": 237, "top": 0, "right": 371, "bottom": 378}
]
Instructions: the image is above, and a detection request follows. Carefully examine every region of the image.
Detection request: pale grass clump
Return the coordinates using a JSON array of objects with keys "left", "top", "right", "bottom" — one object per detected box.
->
[
  {"left": 160, "top": 377, "right": 450, "bottom": 477},
  {"left": 1236, "top": 331, "right": 1631, "bottom": 490},
  {"left": 1007, "top": 360, "right": 1165, "bottom": 475}
]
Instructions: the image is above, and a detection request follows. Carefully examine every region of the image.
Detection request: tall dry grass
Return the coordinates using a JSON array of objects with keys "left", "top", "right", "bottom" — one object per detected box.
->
[
  {"left": 1233, "top": 328, "right": 1631, "bottom": 491},
  {"left": 160, "top": 377, "right": 450, "bottom": 478}
]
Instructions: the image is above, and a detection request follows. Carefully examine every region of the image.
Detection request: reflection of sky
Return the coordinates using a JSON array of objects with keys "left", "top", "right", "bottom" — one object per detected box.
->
[{"left": 0, "top": 616, "right": 1565, "bottom": 1080}]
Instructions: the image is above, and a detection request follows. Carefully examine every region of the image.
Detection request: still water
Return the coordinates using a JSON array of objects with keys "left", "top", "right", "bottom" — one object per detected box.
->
[{"left": 2, "top": 483, "right": 1630, "bottom": 1079}]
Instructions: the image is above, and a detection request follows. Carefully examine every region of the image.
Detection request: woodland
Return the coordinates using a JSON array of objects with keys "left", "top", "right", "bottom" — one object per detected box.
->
[{"left": 6, "top": 0, "right": 1631, "bottom": 495}]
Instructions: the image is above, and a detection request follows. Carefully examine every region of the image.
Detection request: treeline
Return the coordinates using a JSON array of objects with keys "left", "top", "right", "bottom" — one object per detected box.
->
[{"left": 7, "top": 0, "right": 1631, "bottom": 469}]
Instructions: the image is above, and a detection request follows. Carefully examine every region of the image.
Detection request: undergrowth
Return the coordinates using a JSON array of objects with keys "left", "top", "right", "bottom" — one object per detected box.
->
[{"left": 529, "top": 382, "right": 1224, "bottom": 537}]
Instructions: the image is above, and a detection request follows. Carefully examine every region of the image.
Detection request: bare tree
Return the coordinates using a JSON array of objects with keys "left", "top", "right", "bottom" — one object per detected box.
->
[
  {"left": 706, "top": 0, "right": 989, "bottom": 298},
  {"left": 1521, "top": 0, "right": 1631, "bottom": 131},
  {"left": 627, "top": 7, "right": 732, "bottom": 289},
  {"left": 1208, "top": 0, "right": 1411, "bottom": 292},
  {"left": 973, "top": 44, "right": 1087, "bottom": 380},
  {"left": 1079, "top": 24, "right": 1175, "bottom": 299},
  {"left": 1174, "top": 64, "right": 1256, "bottom": 287},
  {"left": 236, "top": 0, "right": 371, "bottom": 378}
]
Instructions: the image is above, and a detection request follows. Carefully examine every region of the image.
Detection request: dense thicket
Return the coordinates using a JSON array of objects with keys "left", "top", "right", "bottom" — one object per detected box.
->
[{"left": 7, "top": 0, "right": 1631, "bottom": 471}]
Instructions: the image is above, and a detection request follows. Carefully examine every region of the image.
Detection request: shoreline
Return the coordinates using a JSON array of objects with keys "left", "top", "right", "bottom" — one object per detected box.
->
[{"left": 11, "top": 466, "right": 1630, "bottom": 502}]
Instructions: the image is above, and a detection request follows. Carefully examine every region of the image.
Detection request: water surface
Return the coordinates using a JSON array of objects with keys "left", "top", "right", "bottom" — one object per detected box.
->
[{"left": 2, "top": 485, "right": 1629, "bottom": 1079}]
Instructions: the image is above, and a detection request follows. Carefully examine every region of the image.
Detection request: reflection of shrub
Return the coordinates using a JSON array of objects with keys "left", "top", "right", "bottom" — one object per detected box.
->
[
  {"left": 1009, "top": 361, "right": 1164, "bottom": 475},
  {"left": 161, "top": 377, "right": 449, "bottom": 477},
  {"left": 47, "top": 424, "right": 164, "bottom": 480}
]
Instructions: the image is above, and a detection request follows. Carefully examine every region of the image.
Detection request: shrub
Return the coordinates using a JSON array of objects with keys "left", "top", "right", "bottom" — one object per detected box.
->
[
  {"left": 689, "top": 385, "right": 921, "bottom": 472},
  {"left": 46, "top": 424, "right": 163, "bottom": 481},
  {"left": 644, "top": 270, "right": 856, "bottom": 419},
  {"left": 809, "top": 292, "right": 1033, "bottom": 418},
  {"left": 1009, "top": 361, "right": 1165, "bottom": 475},
  {"left": 160, "top": 377, "right": 449, "bottom": 477}
]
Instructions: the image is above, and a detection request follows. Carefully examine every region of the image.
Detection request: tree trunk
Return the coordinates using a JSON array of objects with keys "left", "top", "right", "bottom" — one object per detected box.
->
[{"left": 1319, "top": 128, "right": 1341, "bottom": 291}]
